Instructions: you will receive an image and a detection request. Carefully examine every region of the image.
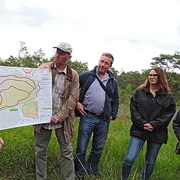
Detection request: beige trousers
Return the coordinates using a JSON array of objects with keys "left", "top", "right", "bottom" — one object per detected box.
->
[{"left": 34, "top": 127, "right": 75, "bottom": 180}]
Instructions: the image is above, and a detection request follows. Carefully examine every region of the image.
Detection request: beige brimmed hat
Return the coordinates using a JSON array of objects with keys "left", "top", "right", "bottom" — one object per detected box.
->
[{"left": 53, "top": 42, "right": 72, "bottom": 54}]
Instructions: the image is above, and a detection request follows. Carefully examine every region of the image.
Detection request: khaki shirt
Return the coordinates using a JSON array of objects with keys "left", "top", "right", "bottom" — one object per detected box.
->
[{"left": 34, "top": 63, "right": 79, "bottom": 144}]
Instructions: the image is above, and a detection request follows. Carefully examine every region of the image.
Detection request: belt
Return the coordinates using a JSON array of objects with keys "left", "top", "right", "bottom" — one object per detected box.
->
[{"left": 85, "top": 110, "right": 103, "bottom": 118}]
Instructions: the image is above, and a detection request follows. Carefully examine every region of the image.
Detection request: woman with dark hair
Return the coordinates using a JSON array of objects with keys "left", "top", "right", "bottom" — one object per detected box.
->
[{"left": 121, "top": 67, "right": 176, "bottom": 180}]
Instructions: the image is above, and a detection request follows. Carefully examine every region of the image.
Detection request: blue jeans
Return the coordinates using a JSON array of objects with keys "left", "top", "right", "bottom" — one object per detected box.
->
[
  {"left": 74, "top": 113, "right": 110, "bottom": 176},
  {"left": 122, "top": 136, "right": 162, "bottom": 180}
]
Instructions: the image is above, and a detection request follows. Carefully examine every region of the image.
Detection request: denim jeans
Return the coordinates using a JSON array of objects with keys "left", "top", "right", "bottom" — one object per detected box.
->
[
  {"left": 122, "top": 136, "right": 162, "bottom": 180},
  {"left": 74, "top": 113, "right": 110, "bottom": 177}
]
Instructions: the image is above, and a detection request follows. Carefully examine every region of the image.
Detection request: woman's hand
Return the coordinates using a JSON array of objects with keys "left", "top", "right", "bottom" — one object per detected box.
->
[{"left": 144, "top": 123, "right": 154, "bottom": 132}]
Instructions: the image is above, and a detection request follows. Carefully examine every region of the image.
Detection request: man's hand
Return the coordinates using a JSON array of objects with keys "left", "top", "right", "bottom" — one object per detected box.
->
[
  {"left": 50, "top": 116, "right": 59, "bottom": 124},
  {"left": 38, "top": 64, "right": 51, "bottom": 70},
  {"left": 108, "top": 116, "right": 113, "bottom": 121},
  {"left": 76, "top": 102, "right": 86, "bottom": 116}
]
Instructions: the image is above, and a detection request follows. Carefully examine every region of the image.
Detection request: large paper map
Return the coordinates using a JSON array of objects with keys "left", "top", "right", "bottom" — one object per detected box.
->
[{"left": 0, "top": 66, "right": 52, "bottom": 130}]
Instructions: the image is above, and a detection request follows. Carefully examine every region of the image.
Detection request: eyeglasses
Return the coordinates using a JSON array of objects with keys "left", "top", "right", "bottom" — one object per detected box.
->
[
  {"left": 55, "top": 50, "right": 69, "bottom": 56},
  {"left": 148, "top": 74, "right": 158, "bottom": 77}
]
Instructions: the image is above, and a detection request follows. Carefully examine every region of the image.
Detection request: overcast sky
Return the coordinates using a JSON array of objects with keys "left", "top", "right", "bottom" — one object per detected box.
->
[{"left": 0, "top": 0, "right": 180, "bottom": 72}]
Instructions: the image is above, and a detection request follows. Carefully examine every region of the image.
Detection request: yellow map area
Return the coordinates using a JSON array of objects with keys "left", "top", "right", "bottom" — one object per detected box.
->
[
  {"left": 0, "top": 75, "right": 37, "bottom": 118},
  {"left": 22, "top": 101, "right": 38, "bottom": 119}
]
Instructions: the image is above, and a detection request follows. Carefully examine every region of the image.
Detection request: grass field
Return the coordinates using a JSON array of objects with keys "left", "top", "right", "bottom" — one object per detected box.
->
[{"left": 0, "top": 106, "right": 180, "bottom": 180}]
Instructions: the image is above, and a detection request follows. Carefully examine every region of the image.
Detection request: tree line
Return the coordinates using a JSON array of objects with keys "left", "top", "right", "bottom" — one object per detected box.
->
[{"left": 1, "top": 42, "right": 180, "bottom": 104}]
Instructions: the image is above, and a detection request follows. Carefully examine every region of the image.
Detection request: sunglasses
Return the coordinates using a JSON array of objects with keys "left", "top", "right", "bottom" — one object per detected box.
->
[{"left": 148, "top": 74, "right": 158, "bottom": 77}]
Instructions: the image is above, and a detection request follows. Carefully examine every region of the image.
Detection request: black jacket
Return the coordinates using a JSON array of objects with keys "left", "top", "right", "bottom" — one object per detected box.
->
[
  {"left": 172, "top": 110, "right": 180, "bottom": 141},
  {"left": 78, "top": 66, "right": 120, "bottom": 121},
  {"left": 130, "top": 88, "right": 176, "bottom": 144}
]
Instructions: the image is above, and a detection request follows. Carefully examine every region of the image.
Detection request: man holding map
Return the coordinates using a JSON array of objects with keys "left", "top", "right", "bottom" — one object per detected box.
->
[{"left": 33, "top": 42, "right": 79, "bottom": 180}]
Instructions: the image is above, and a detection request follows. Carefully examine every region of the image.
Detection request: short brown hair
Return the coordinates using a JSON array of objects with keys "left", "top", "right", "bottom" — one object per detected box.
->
[{"left": 101, "top": 52, "right": 114, "bottom": 64}]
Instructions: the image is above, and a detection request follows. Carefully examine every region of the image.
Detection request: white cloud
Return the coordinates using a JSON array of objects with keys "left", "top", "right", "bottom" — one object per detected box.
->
[
  {"left": 0, "top": 0, "right": 180, "bottom": 72},
  {"left": 4, "top": 0, "right": 21, "bottom": 11}
]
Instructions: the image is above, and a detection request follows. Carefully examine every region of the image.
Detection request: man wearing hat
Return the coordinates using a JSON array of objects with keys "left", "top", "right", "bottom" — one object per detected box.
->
[{"left": 34, "top": 42, "right": 79, "bottom": 180}]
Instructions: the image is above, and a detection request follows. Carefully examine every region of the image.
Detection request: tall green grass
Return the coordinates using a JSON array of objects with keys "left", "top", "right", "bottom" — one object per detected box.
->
[{"left": 0, "top": 105, "right": 180, "bottom": 179}]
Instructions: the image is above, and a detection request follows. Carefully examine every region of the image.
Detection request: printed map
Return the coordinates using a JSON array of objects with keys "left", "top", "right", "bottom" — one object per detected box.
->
[{"left": 0, "top": 66, "right": 52, "bottom": 130}]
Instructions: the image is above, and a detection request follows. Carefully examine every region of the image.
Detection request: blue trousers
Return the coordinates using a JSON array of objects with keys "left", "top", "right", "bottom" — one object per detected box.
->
[
  {"left": 122, "top": 136, "right": 162, "bottom": 180},
  {"left": 74, "top": 113, "right": 110, "bottom": 176}
]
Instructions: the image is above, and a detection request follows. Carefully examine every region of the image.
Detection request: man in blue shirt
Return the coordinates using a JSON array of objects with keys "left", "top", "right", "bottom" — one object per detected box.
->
[{"left": 74, "top": 52, "right": 120, "bottom": 179}]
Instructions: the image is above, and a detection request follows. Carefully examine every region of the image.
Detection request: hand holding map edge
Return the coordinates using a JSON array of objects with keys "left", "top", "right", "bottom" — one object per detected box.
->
[
  {"left": 38, "top": 64, "right": 51, "bottom": 70},
  {"left": 50, "top": 115, "right": 59, "bottom": 124}
]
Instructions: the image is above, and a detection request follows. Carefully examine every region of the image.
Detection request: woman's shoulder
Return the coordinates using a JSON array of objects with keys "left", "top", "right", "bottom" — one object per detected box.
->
[
  {"left": 160, "top": 92, "right": 175, "bottom": 100},
  {"left": 134, "top": 87, "right": 147, "bottom": 94}
]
